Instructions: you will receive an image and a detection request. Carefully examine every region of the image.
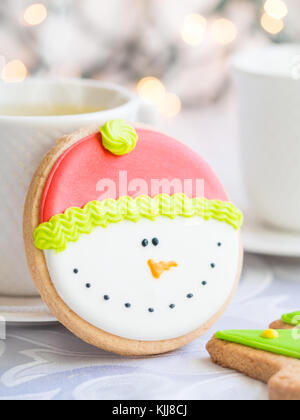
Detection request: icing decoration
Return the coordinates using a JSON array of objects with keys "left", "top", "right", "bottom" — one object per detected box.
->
[
  {"left": 282, "top": 311, "right": 300, "bottom": 326},
  {"left": 100, "top": 119, "right": 138, "bottom": 156},
  {"left": 40, "top": 128, "right": 230, "bottom": 223},
  {"left": 147, "top": 259, "right": 178, "bottom": 279},
  {"left": 152, "top": 237, "right": 159, "bottom": 246},
  {"left": 262, "top": 329, "right": 279, "bottom": 339},
  {"left": 45, "top": 216, "right": 241, "bottom": 341},
  {"left": 36, "top": 123, "right": 243, "bottom": 342},
  {"left": 34, "top": 194, "right": 243, "bottom": 252},
  {"left": 216, "top": 329, "right": 300, "bottom": 360}
]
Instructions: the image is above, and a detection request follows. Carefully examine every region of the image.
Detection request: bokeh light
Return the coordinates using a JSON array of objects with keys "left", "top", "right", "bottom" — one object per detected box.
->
[
  {"left": 137, "top": 77, "right": 181, "bottom": 118},
  {"left": 137, "top": 77, "right": 166, "bottom": 105},
  {"left": 211, "top": 18, "right": 238, "bottom": 45},
  {"left": 264, "top": 0, "right": 288, "bottom": 20},
  {"left": 23, "top": 3, "right": 47, "bottom": 26},
  {"left": 158, "top": 93, "right": 182, "bottom": 118},
  {"left": 181, "top": 14, "right": 207, "bottom": 46},
  {"left": 261, "top": 13, "right": 284, "bottom": 34},
  {"left": 2, "top": 60, "right": 28, "bottom": 82}
]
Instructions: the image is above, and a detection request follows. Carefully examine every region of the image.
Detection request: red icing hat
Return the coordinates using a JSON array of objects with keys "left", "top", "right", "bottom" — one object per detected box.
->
[{"left": 40, "top": 121, "right": 228, "bottom": 223}]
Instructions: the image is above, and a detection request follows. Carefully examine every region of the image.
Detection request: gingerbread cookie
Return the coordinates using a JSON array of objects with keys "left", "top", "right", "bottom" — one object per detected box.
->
[
  {"left": 24, "top": 119, "right": 243, "bottom": 356},
  {"left": 207, "top": 324, "right": 300, "bottom": 400},
  {"left": 270, "top": 310, "right": 300, "bottom": 330}
]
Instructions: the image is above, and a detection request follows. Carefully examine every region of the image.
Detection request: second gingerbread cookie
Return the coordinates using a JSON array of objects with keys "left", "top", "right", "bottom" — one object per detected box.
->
[
  {"left": 24, "top": 120, "right": 243, "bottom": 355},
  {"left": 270, "top": 310, "right": 300, "bottom": 330}
]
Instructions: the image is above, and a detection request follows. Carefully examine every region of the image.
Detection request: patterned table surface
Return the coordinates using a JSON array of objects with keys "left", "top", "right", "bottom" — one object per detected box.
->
[
  {"left": 1, "top": 102, "right": 299, "bottom": 400},
  {"left": 1, "top": 254, "right": 299, "bottom": 400}
]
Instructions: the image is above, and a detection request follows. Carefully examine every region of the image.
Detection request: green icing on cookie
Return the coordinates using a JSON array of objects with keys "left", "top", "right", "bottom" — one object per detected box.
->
[
  {"left": 100, "top": 119, "right": 138, "bottom": 156},
  {"left": 216, "top": 329, "right": 300, "bottom": 360},
  {"left": 282, "top": 311, "right": 300, "bottom": 326},
  {"left": 34, "top": 194, "right": 243, "bottom": 253}
]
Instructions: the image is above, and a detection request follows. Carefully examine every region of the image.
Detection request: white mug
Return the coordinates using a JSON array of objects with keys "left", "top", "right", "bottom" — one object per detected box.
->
[
  {"left": 233, "top": 44, "right": 300, "bottom": 232},
  {"left": 0, "top": 78, "right": 156, "bottom": 296}
]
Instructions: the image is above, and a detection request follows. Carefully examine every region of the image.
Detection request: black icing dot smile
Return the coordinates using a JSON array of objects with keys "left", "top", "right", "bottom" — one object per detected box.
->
[{"left": 98, "top": 291, "right": 203, "bottom": 311}]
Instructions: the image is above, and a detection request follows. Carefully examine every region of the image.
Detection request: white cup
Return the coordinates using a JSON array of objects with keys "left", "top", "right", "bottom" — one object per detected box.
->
[
  {"left": 233, "top": 44, "right": 300, "bottom": 232},
  {"left": 0, "top": 78, "right": 156, "bottom": 296}
]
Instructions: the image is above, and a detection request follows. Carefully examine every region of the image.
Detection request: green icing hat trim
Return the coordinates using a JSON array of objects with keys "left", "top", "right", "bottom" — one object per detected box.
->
[
  {"left": 34, "top": 193, "right": 243, "bottom": 253},
  {"left": 282, "top": 311, "right": 300, "bottom": 326},
  {"left": 100, "top": 119, "right": 138, "bottom": 156},
  {"left": 216, "top": 329, "right": 300, "bottom": 360}
]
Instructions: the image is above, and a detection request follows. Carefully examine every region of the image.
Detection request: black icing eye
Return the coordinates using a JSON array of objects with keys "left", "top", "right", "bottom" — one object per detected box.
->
[
  {"left": 86, "top": 283, "right": 91, "bottom": 289},
  {"left": 103, "top": 295, "right": 110, "bottom": 301},
  {"left": 73, "top": 269, "right": 79, "bottom": 274},
  {"left": 210, "top": 263, "right": 216, "bottom": 269},
  {"left": 187, "top": 293, "right": 194, "bottom": 299},
  {"left": 142, "top": 239, "right": 149, "bottom": 247},
  {"left": 202, "top": 281, "right": 207, "bottom": 286},
  {"left": 217, "top": 242, "right": 222, "bottom": 247},
  {"left": 152, "top": 237, "right": 159, "bottom": 246}
]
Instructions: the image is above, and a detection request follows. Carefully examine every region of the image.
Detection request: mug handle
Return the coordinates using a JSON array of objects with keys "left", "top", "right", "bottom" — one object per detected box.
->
[{"left": 136, "top": 98, "right": 158, "bottom": 126}]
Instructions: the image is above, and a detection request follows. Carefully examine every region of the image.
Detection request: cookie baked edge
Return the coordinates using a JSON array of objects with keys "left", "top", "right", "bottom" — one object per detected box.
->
[{"left": 23, "top": 123, "right": 244, "bottom": 356}]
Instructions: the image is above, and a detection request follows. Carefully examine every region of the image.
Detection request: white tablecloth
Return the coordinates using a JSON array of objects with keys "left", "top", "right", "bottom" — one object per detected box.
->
[
  {"left": 0, "top": 101, "right": 299, "bottom": 400},
  {"left": 1, "top": 254, "right": 300, "bottom": 400}
]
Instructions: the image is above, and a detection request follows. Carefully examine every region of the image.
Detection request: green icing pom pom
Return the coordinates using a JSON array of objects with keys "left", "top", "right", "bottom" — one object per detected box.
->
[{"left": 100, "top": 119, "right": 138, "bottom": 156}]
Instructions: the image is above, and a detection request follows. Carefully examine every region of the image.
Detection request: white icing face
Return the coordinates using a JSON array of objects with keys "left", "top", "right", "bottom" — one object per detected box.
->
[{"left": 45, "top": 217, "right": 240, "bottom": 341}]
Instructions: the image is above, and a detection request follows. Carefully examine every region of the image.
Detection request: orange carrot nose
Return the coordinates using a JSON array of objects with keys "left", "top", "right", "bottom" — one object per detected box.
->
[{"left": 147, "top": 259, "right": 178, "bottom": 279}]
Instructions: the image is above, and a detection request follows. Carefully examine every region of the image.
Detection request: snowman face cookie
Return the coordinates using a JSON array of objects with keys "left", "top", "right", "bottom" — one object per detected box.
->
[
  {"left": 24, "top": 120, "right": 243, "bottom": 355},
  {"left": 45, "top": 217, "right": 240, "bottom": 341}
]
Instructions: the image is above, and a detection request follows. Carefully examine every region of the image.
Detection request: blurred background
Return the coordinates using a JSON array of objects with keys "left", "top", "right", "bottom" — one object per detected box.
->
[
  {"left": 0, "top": 0, "right": 299, "bottom": 115},
  {"left": 0, "top": 0, "right": 299, "bottom": 208},
  {"left": 1, "top": 3, "right": 300, "bottom": 399}
]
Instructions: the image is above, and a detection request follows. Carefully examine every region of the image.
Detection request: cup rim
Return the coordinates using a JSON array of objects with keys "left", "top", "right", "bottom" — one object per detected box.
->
[
  {"left": 232, "top": 43, "right": 300, "bottom": 80},
  {"left": 0, "top": 78, "right": 137, "bottom": 121}
]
